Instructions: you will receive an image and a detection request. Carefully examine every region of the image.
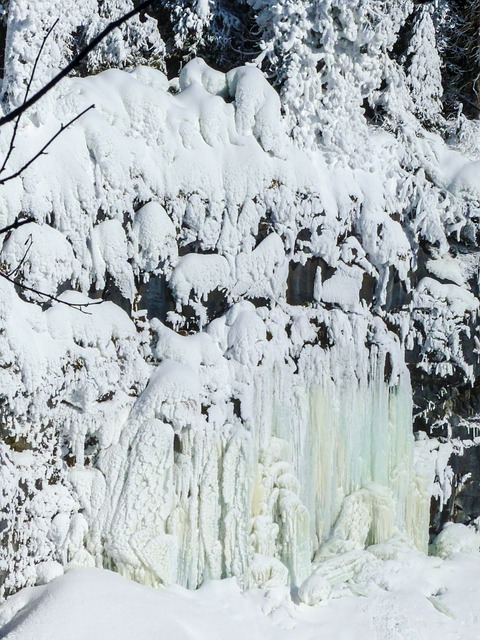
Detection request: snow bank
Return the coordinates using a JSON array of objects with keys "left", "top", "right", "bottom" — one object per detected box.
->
[{"left": 3, "top": 546, "right": 480, "bottom": 640}]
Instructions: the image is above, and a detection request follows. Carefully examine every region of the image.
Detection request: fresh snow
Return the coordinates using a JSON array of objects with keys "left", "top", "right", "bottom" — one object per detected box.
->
[{"left": 3, "top": 543, "right": 480, "bottom": 640}]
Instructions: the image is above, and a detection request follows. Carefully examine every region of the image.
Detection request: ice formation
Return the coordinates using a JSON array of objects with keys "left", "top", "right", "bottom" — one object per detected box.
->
[
  {"left": 0, "top": 55, "right": 449, "bottom": 597},
  {"left": 2, "top": 0, "right": 480, "bottom": 597}
]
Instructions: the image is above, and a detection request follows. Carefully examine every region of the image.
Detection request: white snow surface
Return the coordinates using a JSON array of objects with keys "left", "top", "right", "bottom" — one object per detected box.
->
[{"left": 2, "top": 543, "right": 480, "bottom": 640}]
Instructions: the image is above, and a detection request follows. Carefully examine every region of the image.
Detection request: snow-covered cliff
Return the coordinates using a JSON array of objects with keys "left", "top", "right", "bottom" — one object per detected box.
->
[{"left": 0, "top": 0, "right": 479, "bottom": 601}]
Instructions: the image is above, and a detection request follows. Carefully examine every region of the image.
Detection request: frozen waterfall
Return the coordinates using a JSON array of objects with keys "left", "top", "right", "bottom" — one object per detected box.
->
[{"left": 64, "top": 314, "right": 431, "bottom": 590}]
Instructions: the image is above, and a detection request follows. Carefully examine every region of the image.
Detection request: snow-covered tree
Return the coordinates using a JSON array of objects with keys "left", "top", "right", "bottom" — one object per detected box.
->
[
  {"left": 83, "top": 0, "right": 165, "bottom": 73},
  {"left": 2, "top": 0, "right": 165, "bottom": 109},
  {"left": 246, "top": 0, "right": 415, "bottom": 156},
  {"left": 147, "top": 0, "right": 255, "bottom": 72},
  {"left": 2, "top": 0, "right": 96, "bottom": 107},
  {"left": 405, "top": 4, "right": 443, "bottom": 125}
]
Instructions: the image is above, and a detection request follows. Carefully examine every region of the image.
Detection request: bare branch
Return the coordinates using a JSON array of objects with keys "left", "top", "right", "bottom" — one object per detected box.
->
[
  {"left": 0, "top": 216, "right": 35, "bottom": 236},
  {"left": 6, "top": 234, "right": 33, "bottom": 277},
  {"left": 0, "top": 0, "right": 158, "bottom": 128},
  {"left": 0, "top": 104, "right": 95, "bottom": 186},
  {"left": 0, "top": 268, "right": 103, "bottom": 313},
  {"left": 0, "top": 19, "right": 60, "bottom": 176}
]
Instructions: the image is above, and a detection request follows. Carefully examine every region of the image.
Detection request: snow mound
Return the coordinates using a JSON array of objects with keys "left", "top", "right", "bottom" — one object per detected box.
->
[
  {"left": 431, "top": 523, "right": 480, "bottom": 559},
  {"left": 0, "top": 569, "right": 285, "bottom": 640}
]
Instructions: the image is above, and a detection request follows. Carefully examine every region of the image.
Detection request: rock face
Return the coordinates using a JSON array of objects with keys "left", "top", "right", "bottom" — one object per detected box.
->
[
  {"left": 0, "top": 2, "right": 480, "bottom": 599},
  {"left": 408, "top": 235, "right": 480, "bottom": 533}
]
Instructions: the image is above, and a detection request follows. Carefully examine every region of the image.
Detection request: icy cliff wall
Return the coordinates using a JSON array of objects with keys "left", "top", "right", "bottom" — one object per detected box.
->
[
  {"left": 0, "top": 0, "right": 479, "bottom": 598},
  {"left": 0, "top": 59, "right": 440, "bottom": 596}
]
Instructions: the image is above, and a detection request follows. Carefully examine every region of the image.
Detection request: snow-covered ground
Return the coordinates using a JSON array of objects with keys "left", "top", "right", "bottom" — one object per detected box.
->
[{"left": 1, "top": 539, "right": 480, "bottom": 640}]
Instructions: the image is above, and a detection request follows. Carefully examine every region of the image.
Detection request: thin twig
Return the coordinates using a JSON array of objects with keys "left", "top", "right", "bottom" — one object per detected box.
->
[
  {"left": 0, "top": 0, "right": 158, "bottom": 128},
  {"left": 0, "top": 4, "right": 158, "bottom": 311},
  {"left": 0, "top": 269, "right": 103, "bottom": 313},
  {"left": 6, "top": 234, "right": 33, "bottom": 277},
  {"left": 0, "top": 216, "right": 34, "bottom": 236},
  {"left": 0, "top": 19, "right": 60, "bottom": 175},
  {"left": 0, "top": 104, "right": 95, "bottom": 185}
]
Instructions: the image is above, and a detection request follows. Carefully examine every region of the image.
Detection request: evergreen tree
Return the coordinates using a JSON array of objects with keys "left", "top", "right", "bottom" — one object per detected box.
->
[
  {"left": 83, "top": 0, "right": 165, "bottom": 73},
  {"left": 147, "top": 0, "right": 255, "bottom": 73},
  {"left": 436, "top": 0, "right": 480, "bottom": 117},
  {"left": 405, "top": 4, "right": 443, "bottom": 126},
  {"left": 246, "top": 0, "right": 415, "bottom": 156},
  {"left": 2, "top": 0, "right": 165, "bottom": 109},
  {"left": 2, "top": 0, "right": 96, "bottom": 107}
]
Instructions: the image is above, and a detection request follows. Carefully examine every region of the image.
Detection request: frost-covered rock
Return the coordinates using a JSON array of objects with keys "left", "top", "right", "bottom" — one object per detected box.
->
[
  {"left": 297, "top": 574, "right": 331, "bottom": 606},
  {"left": 170, "top": 253, "right": 230, "bottom": 308},
  {"left": 1, "top": 223, "right": 77, "bottom": 299},
  {"left": 132, "top": 202, "right": 178, "bottom": 274},
  {"left": 35, "top": 561, "right": 64, "bottom": 586},
  {"left": 91, "top": 219, "right": 135, "bottom": 301},
  {"left": 431, "top": 523, "right": 480, "bottom": 559},
  {"left": 137, "top": 361, "right": 201, "bottom": 431}
]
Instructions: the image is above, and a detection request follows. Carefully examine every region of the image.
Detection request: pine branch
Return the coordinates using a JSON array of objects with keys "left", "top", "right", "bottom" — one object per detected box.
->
[
  {"left": 0, "top": 0, "right": 159, "bottom": 128},
  {"left": 0, "top": 105, "right": 95, "bottom": 186}
]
